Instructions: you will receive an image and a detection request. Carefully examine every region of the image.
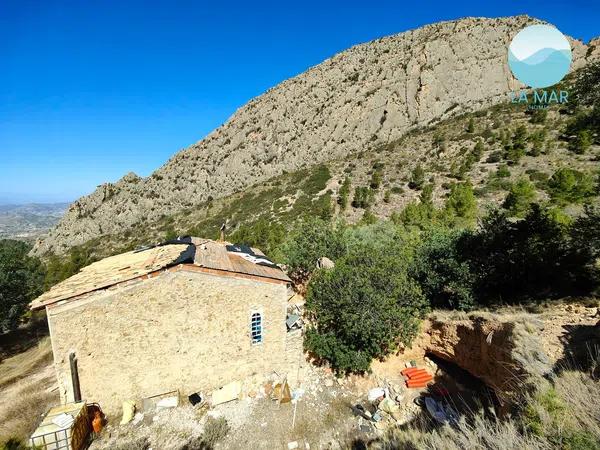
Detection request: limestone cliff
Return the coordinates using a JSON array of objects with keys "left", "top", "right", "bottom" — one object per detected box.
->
[{"left": 33, "top": 16, "right": 594, "bottom": 256}]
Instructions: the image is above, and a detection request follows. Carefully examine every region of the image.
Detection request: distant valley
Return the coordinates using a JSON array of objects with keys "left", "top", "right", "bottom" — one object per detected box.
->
[{"left": 0, "top": 203, "right": 69, "bottom": 241}]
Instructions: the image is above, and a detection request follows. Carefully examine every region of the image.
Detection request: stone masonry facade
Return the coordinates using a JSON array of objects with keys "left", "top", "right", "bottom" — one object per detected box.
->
[{"left": 46, "top": 270, "right": 300, "bottom": 412}]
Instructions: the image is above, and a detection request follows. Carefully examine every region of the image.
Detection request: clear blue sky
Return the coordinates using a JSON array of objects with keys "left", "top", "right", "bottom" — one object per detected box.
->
[{"left": 1, "top": 0, "right": 598, "bottom": 203}]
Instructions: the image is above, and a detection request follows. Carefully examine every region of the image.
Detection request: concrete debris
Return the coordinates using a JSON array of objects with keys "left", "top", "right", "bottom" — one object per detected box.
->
[
  {"left": 132, "top": 413, "right": 144, "bottom": 425},
  {"left": 288, "top": 441, "right": 299, "bottom": 449},
  {"left": 156, "top": 396, "right": 178, "bottom": 410},
  {"left": 367, "top": 388, "right": 385, "bottom": 402},
  {"left": 212, "top": 380, "right": 242, "bottom": 406}
]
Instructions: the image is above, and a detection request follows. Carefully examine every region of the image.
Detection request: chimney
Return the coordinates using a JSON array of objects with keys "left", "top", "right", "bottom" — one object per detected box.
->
[{"left": 219, "top": 222, "right": 226, "bottom": 242}]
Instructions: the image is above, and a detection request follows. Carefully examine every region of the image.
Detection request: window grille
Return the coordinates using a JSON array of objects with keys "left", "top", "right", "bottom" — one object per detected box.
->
[{"left": 251, "top": 312, "right": 262, "bottom": 344}]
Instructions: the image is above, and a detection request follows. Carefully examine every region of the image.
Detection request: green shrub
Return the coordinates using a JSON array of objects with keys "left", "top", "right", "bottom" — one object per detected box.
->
[
  {"left": 529, "top": 129, "right": 546, "bottom": 156},
  {"left": 305, "top": 240, "right": 427, "bottom": 373},
  {"left": 528, "top": 170, "right": 549, "bottom": 188},
  {"left": 503, "top": 178, "right": 537, "bottom": 218},
  {"left": 504, "top": 124, "right": 528, "bottom": 163},
  {"left": 301, "top": 164, "right": 331, "bottom": 194},
  {"left": 433, "top": 130, "right": 446, "bottom": 151},
  {"left": 370, "top": 170, "right": 383, "bottom": 190},
  {"left": 229, "top": 217, "right": 285, "bottom": 257},
  {"left": 412, "top": 228, "right": 475, "bottom": 310},
  {"left": 278, "top": 218, "right": 345, "bottom": 280},
  {"left": 496, "top": 164, "right": 511, "bottom": 178},
  {"left": 486, "top": 150, "right": 503, "bottom": 163},
  {"left": 360, "top": 210, "right": 378, "bottom": 225},
  {"left": 409, "top": 164, "right": 425, "bottom": 190},
  {"left": 0, "top": 240, "right": 45, "bottom": 332},
  {"left": 547, "top": 168, "right": 596, "bottom": 205},
  {"left": 461, "top": 205, "right": 592, "bottom": 303},
  {"left": 393, "top": 202, "right": 434, "bottom": 230},
  {"left": 352, "top": 186, "right": 374, "bottom": 208},
  {"left": 569, "top": 129, "right": 592, "bottom": 154},
  {"left": 420, "top": 183, "right": 434, "bottom": 206},
  {"left": 337, "top": 177, "right": 351, "bottom": 210},
  {"left": 383, "top": 190, "right": 391, "bottom": 203},
  {"left": 444, "top": 181, "right": 477, "bottom": 224},
  {"left": 473, "top": 139, "right": 485, "bottom": 160},
  {"left": 467, "top": 117, "right": 475, "bottom": 133},
  {"left": 529, "top": 108, "right": 548, "bottom": 124}
]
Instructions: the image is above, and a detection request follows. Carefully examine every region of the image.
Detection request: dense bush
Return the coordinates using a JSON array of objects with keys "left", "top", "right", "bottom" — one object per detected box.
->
[
  {"left": 337, "top": 176, "right": 351, "bottom": 210},
  {"left": 444, "top": 181, "right": 477, "bottom": 225},
  {"left": 281, "top": 186, "right": 600, "bottom": 372},
  {"left": 503, "top": 178, "right": 536, "bottom": 217},
  {"left": 351, "top": 186, "right": 374, "bottom": 208},
  {"left": 408, "top": 164, "right": 425, "bottom": 190},
  {"left": 370, "top": 170, "right": 383, "bottom": 190},
  {"left": 569, "top": 129, "right": 592, "bottom": 154},
  {"left": 529, "top": 108, "right": 548, "bottom": 124},
  {"left": 467, "top": 117, "right": 475, "bottom": 133},
  {"left": 304, "top": 235, "right": 427, "bottom": 373},
  {"left": 567, "top": 61, "right": 600, "bottom": 137},
  {"left": 461, "top": 205, "right": 593, "bottom": 303},
  {"left": 504, "top": 124, "right": 528, "bottom": 163},
  {"left": 529, "top": 129, "right": 546, "bottom": 156},
  {"left": 393, "top": 204, "right": 434, "bottom": 231},
  {"left": 277, "top": 218, "right": 345, "bottom": 281},
  {"left": 412, "top": 228, "right": 475, "bottom": 310},
  {"left": 547, "top": 168, "right": 596, "bottom": 205},
  {"left": 0, "top": 240, "right": 44, "bottom": 333}
]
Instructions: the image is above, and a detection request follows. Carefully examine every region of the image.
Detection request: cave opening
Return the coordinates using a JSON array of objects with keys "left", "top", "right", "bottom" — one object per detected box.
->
[{"left": 424, "top": 352, "right": 502, "bottom": 419}]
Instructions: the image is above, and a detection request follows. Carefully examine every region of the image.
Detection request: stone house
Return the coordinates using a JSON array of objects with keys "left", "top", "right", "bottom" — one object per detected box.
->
[{"left": 31, "top": 237, "right": 303, "bottom": 412}]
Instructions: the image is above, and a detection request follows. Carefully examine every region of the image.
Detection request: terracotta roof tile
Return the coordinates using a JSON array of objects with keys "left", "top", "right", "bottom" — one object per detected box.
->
[{"left": 31, "top": 237, "right": 291, "bottom": 310}]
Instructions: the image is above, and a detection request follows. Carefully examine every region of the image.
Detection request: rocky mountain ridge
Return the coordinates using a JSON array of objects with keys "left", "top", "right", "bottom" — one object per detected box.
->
[{"left": 33, "top": 15, "right": 598, "bottom": 256}]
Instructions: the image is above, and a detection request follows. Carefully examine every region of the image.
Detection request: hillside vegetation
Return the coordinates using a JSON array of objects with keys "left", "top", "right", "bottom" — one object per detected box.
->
[
  {"left": 37, "top": 62, "right": 600, "bottom": 285},
  {"left": 32, "top": 16, "right": 599, "bottom": 257}
]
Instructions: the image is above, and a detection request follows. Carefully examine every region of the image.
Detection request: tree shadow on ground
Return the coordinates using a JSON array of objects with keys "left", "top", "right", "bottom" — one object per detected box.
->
[
  {"left": 0, "top": 312, "right": 49, "bottom": 361},
  {"left": 553, "top": 322, "right": 600, "bottom": 376}
]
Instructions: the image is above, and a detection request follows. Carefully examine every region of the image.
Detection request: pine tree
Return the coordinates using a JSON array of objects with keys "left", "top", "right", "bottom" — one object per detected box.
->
[{"left": 409, "top": 164, "right": 425, "bottom": 190}]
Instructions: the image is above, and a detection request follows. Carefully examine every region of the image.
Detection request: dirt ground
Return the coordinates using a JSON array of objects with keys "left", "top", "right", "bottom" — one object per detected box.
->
[
  {"left": 536, "top": 301, "right": 600, "bottom": 363},
  {"left": 2, "top": 300, "right": 599, "bottom": 449}
]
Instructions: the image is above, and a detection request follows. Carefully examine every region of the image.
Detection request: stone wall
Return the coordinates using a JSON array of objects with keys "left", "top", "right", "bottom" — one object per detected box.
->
[{"left": 46, "top": 270, "right": 299, "bottom": 412}]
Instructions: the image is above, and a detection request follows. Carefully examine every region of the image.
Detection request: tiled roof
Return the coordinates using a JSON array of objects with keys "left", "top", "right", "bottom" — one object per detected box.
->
[
  {"left": 30, "top": 237, "right": 291, "bottom": 310},
  {"left": 191, "top": 238, "right": 291, "bottom": 283},
  {"left": 30, "top": 244, "right": 192, "bottom": 310}
]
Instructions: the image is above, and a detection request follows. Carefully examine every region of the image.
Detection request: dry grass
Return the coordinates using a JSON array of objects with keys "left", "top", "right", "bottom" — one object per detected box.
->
[
  {"left": 0, "top": 337, "right": 53, "bottom": 389},
  {"left": 357, "top": 363, "right": 600, "bottom": 449},
  {"left": 0, "top": 337, "right": 58, "bottom": 443}
]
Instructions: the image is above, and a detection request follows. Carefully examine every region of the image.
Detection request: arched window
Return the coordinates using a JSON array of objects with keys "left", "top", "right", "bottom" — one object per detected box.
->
[{"left": 251, "top": 312, "right": 262, "bottom": 344}]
